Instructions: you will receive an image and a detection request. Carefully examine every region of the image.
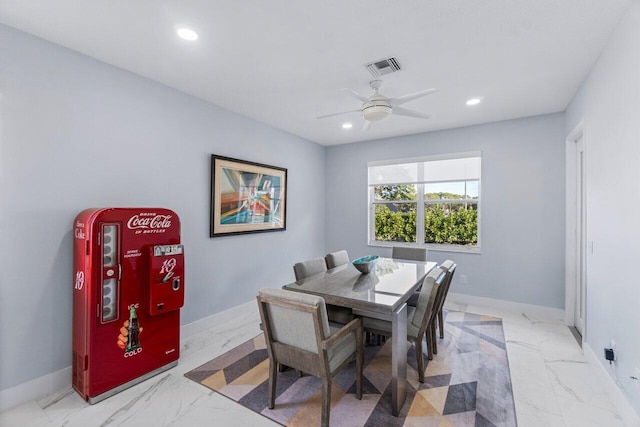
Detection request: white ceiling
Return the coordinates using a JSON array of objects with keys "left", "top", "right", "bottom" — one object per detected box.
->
[{"left": 0, "top": 0, "right": 631, "bottom": 146}]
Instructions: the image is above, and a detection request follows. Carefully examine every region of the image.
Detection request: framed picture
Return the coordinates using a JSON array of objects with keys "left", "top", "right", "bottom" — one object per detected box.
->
[{"left": 210, "top": 155, "right": 287, "bottom": 237}]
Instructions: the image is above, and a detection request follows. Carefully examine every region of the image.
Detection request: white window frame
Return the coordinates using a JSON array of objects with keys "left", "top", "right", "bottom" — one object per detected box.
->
[{"left": 368, "top": 151, "right": 481, "bottom": 254}]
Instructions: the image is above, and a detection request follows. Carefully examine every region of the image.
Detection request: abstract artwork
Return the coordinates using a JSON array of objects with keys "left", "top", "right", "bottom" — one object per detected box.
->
[{"left": 210, "top": 155, "right": 287, "bottom": 237}]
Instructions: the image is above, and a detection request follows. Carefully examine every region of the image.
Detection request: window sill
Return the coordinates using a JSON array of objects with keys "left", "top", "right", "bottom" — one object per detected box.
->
[{"left": 368, "top": 241, "right": 481, "bottom": 255}]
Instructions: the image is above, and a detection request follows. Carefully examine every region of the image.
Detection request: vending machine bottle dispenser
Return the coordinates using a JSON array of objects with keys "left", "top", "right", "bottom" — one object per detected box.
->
[{"left": 72, "top": 208, "right": 185, "bottom": 403}]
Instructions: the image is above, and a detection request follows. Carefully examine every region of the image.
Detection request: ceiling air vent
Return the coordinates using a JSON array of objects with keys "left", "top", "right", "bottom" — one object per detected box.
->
[{"left": 365, "top": 57, "right": 402, "bottom": 77}]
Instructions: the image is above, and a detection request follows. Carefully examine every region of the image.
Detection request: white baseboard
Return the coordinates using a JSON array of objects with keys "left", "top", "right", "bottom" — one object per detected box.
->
[
  {"left": 180, "top": 300, "right": 256, "bottom": 339},
  {"left": 446, "top": 292, "right": 565, "bottom": 320},
  {"left": 0, "top": 366, "right": 72, "bottom": 413},
  {"left": 583, "top": 343, "right": 640, "bottom": 427},
  {"left": 0, "top": 300, "right": 256, "bottom": 413}
]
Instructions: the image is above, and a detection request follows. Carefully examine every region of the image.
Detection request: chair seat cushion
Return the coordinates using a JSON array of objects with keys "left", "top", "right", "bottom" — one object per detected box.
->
[{"left": 362, "top": 307, "right": 420, "bottom": 340}]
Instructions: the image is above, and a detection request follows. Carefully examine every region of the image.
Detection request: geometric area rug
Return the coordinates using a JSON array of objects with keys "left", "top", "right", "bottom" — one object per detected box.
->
[{"left": 185, "top": 311, "right": 517, "bottom": 426}]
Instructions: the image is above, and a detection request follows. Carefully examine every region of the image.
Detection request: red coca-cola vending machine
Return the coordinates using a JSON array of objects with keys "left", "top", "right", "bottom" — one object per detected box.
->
[{"left": 72, "top": 208, "right": 185, "bottom": 403}]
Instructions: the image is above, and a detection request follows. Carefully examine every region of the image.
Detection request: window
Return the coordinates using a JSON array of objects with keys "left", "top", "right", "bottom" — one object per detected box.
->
[{"left": 368, "top": 152, "right": 481, "bottom": 252}]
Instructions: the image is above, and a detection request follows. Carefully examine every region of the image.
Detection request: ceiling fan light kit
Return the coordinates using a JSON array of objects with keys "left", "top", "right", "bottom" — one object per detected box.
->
[{"left": 362, "top": 102, "right": 392, "bottom": 121}]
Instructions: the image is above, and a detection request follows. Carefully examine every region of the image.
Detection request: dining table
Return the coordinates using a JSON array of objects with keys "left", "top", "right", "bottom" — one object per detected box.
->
[{"left": 283, "top": 257, "right": 437, "bottom": 416}]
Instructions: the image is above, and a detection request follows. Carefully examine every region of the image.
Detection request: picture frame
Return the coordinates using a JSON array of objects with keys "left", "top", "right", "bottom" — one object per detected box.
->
[{"left": 210, "top": 155, "right": 287, "bottom": 237}]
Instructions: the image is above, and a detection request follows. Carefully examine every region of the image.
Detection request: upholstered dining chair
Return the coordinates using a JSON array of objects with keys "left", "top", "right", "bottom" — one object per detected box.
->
[
  {"left": 293, "top": 257, "right": 327, "bottom": 281},
  {"left": 424, "top": 260, "right": 457, "bottom": 357},
  {"left": 257, "top": 288, "right": 363, "bottom": 427},
  {"left": 362, "top": 267, "right": 444, "bottom": 383},
  {"left": 435, "top": 260, "right": 457, "bottom": 339},
  {"left": 294, "top": 256, "right": 353, "bottom": 325},
  {"left": 325, "top": 250, "right": 349, "bottom": 269},
  {"left": 391, "top": 246, "right": 428, "bottom": 262}
]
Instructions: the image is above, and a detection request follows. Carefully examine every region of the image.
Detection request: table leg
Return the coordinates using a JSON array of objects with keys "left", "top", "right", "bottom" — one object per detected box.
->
[{"left": 391, "top": 303, "right": 407, "bottom": 416}]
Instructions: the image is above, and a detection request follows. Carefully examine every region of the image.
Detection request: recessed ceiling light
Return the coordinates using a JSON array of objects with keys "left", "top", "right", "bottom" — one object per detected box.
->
[
  {"left": 342, "top": 122, "right": 353, "bottom": 129},
  {"left": 466, "top": 97, "right": 482, "bottom": 106},
  {"left": 176, "top": 28, "right": 198, "bottom": 41}
]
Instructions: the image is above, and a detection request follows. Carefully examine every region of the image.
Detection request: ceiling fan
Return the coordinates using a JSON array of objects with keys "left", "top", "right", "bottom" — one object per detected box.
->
[{"left": 317, "top": 80, "right": 438, "bottom": 130}]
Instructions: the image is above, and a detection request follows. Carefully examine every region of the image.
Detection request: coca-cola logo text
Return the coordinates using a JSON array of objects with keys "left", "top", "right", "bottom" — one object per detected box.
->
[{"left": 127, "top": 214, "right": 172, "bottom": 230}]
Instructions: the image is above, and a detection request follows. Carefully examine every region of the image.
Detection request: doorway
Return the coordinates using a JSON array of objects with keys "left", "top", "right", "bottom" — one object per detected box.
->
[
  {"left": 574, "top": 134, "right": 586, "bottom": 335},
  {"left": 565, "top": 121, "right": 586, "bottom": 341}
]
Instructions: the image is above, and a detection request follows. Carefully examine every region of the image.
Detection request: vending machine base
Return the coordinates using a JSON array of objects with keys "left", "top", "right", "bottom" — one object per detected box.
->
[{"left": 86, "top": 360, "right": 178, "bottom": 404}]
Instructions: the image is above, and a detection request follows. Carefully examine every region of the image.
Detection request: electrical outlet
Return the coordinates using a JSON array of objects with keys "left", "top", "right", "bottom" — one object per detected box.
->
[
  {"left": 608, "top": 340, "right": 616, "bottom": 362},
  {"left": 460, "top": 274, "right": 467, "bottom": 284},
  {"left": 604, "top": 348, "right": 615, "bottom": 363}
]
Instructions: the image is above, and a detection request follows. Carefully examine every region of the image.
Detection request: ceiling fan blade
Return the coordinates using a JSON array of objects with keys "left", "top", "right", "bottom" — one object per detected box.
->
[
  {"left": 393, "top": 107, "right": 431, "bottom": 120},
  {"left": 390, "top": 88, "right": 438, "bottom": 107},
  {"left": 363, "top": 120, "right": 372, "bottom": 131},
  {"left": 316, "top": 109, "right": 362, "bottom": 119},
  {"left": 341, "top": 88, "right": 369, "bottom": 103}
]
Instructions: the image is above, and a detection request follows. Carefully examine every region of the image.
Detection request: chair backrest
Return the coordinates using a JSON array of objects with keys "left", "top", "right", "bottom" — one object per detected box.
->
[
  {"left": 435, "top": 260, "right": 457, "bottom": 312},
  {"left": 392, "top": 246, "right": 428, "bottom": 262},
  {"left": 257, "top": 288, "right": 330, "bottom": 354},
  {"left": 293, "top": 257, "right": 328, "bottom": 281},
  {"left": 410, "top": 267, "right": 445, "bottom": 334},
  {"left": 325, "top": 250, "right": 349, "bottom": 269}
]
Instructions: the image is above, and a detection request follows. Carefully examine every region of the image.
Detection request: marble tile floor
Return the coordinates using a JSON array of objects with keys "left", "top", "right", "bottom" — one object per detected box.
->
[{"left": 1, "top": 302, "right": 626, "bottom": 427}]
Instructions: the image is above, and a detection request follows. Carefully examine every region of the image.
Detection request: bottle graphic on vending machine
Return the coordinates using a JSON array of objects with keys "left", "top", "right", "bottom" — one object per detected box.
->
[{"left": 126, "top": 307, "right": 140, "bottom": 351}]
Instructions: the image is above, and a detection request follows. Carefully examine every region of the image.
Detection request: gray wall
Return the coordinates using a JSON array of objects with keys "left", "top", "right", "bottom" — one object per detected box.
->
[
  {"left": 325, "top": 114, "right": 566, "bottom": 308},
  {"left": 566, "top": 1, "right": 640, "bottom": 416},
  {"left": 0, "top": 25, "right": 325, "bottom": 391}
]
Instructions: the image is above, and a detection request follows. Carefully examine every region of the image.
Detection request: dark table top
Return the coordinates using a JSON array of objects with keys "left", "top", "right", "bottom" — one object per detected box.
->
[{"left": 283, "top": 258, "right": 437, "bottom": 315}]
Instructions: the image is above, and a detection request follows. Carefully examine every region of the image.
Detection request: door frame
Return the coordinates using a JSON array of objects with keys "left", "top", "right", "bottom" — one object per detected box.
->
[{"left": 565, "top": 120, "right": 586, "bottom": 343}]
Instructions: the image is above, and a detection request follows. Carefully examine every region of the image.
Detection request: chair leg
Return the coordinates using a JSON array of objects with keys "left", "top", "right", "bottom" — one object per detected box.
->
[
  {"left": 438, "top": 310, "right": 445, "bottom": 339},
  {"left": 426, "top": 329, "right": 434, "bottom": 361},
  {"left": 268, "top": 360, "right": 277, "bottom": 409},
  {"left": 415, "top": 339, "right": 425, "bottom": 383},
  {"left": 356, "top": 329, "right": 363, "bottom": 400},
  {"left": 431, "top": 322, "right": 438, "bottom": 355},
  {"left": 321, "top": 378, "right": 331, "bottom": 427}
]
